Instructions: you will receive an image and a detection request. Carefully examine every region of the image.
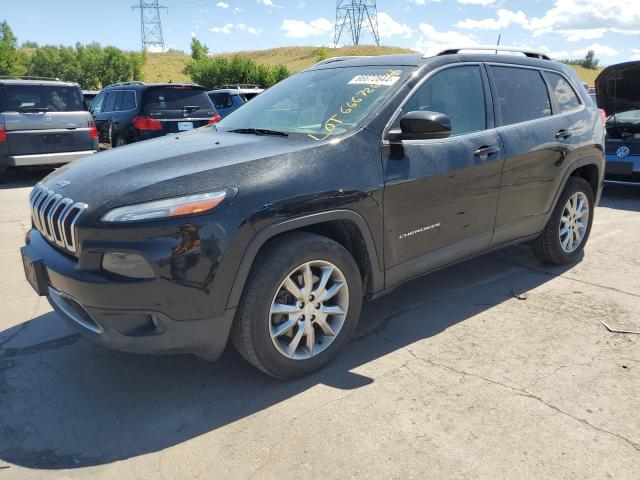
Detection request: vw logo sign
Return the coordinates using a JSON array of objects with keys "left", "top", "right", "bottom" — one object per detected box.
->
[{"left": 617, "top": 146, "right": 631, "bottom": 158}]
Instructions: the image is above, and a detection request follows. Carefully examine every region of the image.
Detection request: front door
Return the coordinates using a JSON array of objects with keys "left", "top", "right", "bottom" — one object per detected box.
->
[{"left": 382, "top": 64, "right": 505, "bottom": 287}]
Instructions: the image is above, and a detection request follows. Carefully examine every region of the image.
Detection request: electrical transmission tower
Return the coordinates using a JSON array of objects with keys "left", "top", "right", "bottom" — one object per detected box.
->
[
  {"left": 334, "top": 0, "right": 380, "bottom": 47},
  {"left": 132, "top": 1, "right": 167, "bottom": 51}
]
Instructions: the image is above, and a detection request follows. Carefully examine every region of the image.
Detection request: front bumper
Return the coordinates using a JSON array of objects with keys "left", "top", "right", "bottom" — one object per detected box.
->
[
  {"left": 605, "top": 154, "right": 640, "bottom": 183},
  {"left": 22, "top": 230, "right": 237, "bottom": 360}
]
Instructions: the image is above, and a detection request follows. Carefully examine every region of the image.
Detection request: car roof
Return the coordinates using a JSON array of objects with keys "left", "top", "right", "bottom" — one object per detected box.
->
[
  {"left": 103, "top": 82, "right": 205, "bottom": 91},
  {"left": 0, "top": 77, "right": 79, "bottom": 87},
  {"left": 310, "top": 51, "right": 571, "bottom": 75},
  {"left": 208, "top": 88, "right": 265, "bottom": 95}
]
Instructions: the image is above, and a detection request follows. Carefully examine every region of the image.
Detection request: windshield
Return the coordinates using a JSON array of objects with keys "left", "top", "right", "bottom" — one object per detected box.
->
[
  {"left": 608, "top": 109, "right": 640, "bottom": 124},
  {"left": 142, "top": 87, "right": 215, "bottom": 115},
  {"left": 218, "top": 66, "right": 409, "bottom": 140},
  {"left": 0, "top": 84, "right": 84, "bottom": 112}
]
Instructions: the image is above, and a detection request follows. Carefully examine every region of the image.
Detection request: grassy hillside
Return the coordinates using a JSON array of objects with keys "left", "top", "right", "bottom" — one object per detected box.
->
[
  {"left": 142, "top": 45, "right": 413, "bottom": 83},
  {"left": 18, "top": 44, "right": 602, "bottom": 85},
  {"left": 143, "top": 46, "right": 603, "bottom": 86},
  {"left": 571, "top": 65, "right": 602, "bottom": 85}
]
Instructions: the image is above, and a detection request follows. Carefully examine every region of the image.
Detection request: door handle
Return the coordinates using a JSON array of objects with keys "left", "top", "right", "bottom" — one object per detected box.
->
[
  {"left": 473, "top": 145, "right": 501, "bottom": 157},
  {"left": 555, "top": 129, "right": 572, "bottom": 140}
]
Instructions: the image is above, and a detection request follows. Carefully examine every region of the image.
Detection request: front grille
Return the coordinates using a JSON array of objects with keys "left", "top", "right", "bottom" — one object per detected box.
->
[{"left": 28, "top": 182, "right": 87, "bottom": 254}]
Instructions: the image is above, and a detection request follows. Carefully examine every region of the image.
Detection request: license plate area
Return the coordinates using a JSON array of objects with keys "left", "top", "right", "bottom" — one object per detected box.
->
[
  {"left": 178, "top": 122, "right": 194, "bottom": 131},
  {"left": 21, "top": 246, "right": 49, "bottom": 296},
  {"left": 606, "top": 161, "right": 633, "bottom": 175}
]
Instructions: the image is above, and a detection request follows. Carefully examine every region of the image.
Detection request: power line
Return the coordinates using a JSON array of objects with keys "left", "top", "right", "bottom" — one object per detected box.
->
[
  {"left": 132, "top": 1, "right": 168, "bottom": 51},
  {"left": 334, "top": 0, "right": 380, "bottom": 47}
]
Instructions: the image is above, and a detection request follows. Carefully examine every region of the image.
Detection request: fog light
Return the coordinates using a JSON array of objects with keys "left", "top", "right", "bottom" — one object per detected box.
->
[{"left": 102, "top": 252, "right": 155, "bottom": 279}]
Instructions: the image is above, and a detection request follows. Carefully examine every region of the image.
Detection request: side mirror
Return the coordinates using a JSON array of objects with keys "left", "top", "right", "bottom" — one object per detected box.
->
[{"left": 389, "top": 111, "right": 452, "bottom": 141}]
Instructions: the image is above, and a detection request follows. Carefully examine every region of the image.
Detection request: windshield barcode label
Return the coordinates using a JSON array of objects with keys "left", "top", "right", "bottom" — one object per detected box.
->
[{"left": 348, "top": 74, "right": 401, "bottom": 86}]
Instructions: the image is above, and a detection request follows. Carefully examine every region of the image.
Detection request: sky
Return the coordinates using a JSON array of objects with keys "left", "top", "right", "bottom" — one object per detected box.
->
[{"left": 2, "top": 0, "right": 639, "bottom": 65}]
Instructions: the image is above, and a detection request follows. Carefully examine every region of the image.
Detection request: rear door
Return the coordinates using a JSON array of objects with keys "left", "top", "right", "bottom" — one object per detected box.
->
[
  {"left": 0, "top": 83, "right": 94, "bottom": 155},
  {"left": 142, "top": 86, "right": 217, "bottom": 133},
  {"left": 382, "top": 64, "right": 505, "bottom": 285},
  {"left": 487, "top": 65, "right": 571, "bottom": 245}
]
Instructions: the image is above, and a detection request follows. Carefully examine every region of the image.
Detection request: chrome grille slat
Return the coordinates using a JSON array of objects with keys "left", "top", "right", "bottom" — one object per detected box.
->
[{"left": 28, "top": 182, "right": 87, "bottom": 254}]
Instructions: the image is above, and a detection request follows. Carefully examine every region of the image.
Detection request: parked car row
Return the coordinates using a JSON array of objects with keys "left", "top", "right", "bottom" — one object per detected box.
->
[{"left": 1, "top": 78, "right": 265, "bottom": 178}]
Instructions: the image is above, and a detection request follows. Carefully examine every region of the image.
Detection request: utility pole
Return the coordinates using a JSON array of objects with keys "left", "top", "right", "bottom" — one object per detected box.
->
[
  {"left": 334, "top": 0, "right": 380, "bottom": 47},
  {"left": 132, "top": 1, "right": 167, "bottom": 52}
]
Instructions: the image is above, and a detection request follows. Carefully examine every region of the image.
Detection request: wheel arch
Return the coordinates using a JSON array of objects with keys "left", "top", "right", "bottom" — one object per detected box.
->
[
  {"left": 541, "top": 156, "right": 603, "bottom": 229},
  {"left": 226, "top": 210, "right": 384, "bottom": 310}
]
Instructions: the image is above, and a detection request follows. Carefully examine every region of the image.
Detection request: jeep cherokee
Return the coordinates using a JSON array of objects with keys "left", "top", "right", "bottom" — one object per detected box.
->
[{"left": 21, "top": 47, "right": 605, "bottom": 378}]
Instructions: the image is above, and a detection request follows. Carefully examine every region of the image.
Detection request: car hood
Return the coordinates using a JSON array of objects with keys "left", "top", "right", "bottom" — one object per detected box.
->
[
  {"left": 596, "top": 61, "right": 640, "bottom": 116},
  {"left": 41, "top": 127, "right": 320, "bottom": 214}
]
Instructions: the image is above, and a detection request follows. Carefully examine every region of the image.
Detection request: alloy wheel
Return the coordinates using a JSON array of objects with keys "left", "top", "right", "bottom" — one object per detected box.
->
[
  {"left": 269, "top": 260, "right": 349, "bottom": 360},
  {"left": 559, "top": 191, "right": 589, "bottom": 253}
]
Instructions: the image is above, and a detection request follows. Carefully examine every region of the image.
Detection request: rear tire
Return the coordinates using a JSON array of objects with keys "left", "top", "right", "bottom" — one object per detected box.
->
[
  {"left": 113, "top": 136, "right": 126, "bottom": 148},
  {"left": 532, "top": 176, "right": 595, "bottom": 265},
  {"left": 232, "top": 232, "right": 363, "bottom": 379}
]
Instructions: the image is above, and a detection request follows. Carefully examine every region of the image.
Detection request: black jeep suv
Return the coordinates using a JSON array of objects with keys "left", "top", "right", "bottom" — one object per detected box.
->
[
  {"left": 21, "top": 48, "right": 604, "bottom": 378},
  {"left": 89, "top": 82, "right": 220, "bottom": 148}
]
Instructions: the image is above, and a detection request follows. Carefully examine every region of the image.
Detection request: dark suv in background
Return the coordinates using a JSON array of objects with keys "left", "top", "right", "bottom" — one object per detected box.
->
[
  {"left": 22, "top": 47, "right": 604, "bottom": 378},
  {"left": 89, "top": 82, "right": 220, "bottom": 147},
  {"left": 0, "top": 77, "right": 98, "bottom": 179}
]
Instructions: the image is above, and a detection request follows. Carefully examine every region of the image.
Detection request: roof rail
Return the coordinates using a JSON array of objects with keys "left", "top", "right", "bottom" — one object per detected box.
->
[
  {"left": 313, "top": 56, "right": 372, "bottom": 67},
  {"left": 0, "top": 75, "right": 62, "bottom": 81},
  {"left": 428, "top": 45, "right": 551, "bottom": 61},
  {"left": 104, "top": 81, "right": 146, "bottom": 88}
]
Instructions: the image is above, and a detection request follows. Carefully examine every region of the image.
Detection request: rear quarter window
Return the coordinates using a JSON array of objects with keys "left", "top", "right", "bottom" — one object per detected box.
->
[
  {"left": 0, "top": 84, "right": 84, "bottom": 112},
  {"left": 489, "top": 66, "right": 552, "bottom": 126},
  {"left": 546, "top": 72, "right": 581, "bottom": 113}
]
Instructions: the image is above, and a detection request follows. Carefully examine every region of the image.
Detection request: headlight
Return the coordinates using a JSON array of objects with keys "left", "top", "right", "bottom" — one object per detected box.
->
[{"left": 101, "top": 191, "right": 227, "bottom": 222}]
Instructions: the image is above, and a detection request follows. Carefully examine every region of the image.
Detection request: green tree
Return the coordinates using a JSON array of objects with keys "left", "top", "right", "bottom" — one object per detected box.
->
[
  {"left": 190, "top": 37, "right": 209, "bottom": 61},
  {"left": 582, "top": 50, "right": 599, "bottom": 70},
  {"left": 317, "top": 46, "right": 330, "bottom": 63},
  {"left": 0, "top": 20, "right": 27, "bottom": 76},
  {"left": 184, "top": 54, "right": 290, "bottom": 89}
]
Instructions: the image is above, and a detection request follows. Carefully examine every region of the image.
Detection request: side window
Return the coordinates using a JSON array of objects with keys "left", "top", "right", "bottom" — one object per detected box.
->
[
  {"left": 403, "top": 65, "right": 486, "bottom": 137},
  {"left": 113, "top": 91, "right": 124, "bottom": 112},
  {"left": 121, "top": 91, "right": 136, "bottom": 111},
  {"left": 546, "top": 72, "right": 581, "bottom": 113},
  {"left": 489, "top": 66, "right": 551, "bottom": 126},
  {"left": 102, "top": 91, "right": 117, "bottom": 113},
  {"left": 90, "top": 92, "right": 106, "bottom": 114},
  {"left": 212, "top": 93, "right": 232, "bottom": 109}
]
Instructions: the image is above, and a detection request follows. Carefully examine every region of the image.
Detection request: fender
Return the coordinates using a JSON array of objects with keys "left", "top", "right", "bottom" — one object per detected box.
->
[
  {"left": 225, "top": 210, "right": 384, "bottom": 310},
  {"left": 539, "top": 155, "right": 604, "bottom": 231}
]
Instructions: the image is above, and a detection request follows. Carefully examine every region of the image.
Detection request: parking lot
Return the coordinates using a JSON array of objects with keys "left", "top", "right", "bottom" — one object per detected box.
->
[{"left": 0, "top": 170, "right": 638, "bottom": 479}]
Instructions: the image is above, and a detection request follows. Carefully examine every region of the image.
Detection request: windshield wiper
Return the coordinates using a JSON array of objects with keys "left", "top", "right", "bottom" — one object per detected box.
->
[
  {"left": 228, "top": 128, "right": 289, "bottom": 137},
  {"left": 182, "top": 105, "right": 200, "bottom": 115}
]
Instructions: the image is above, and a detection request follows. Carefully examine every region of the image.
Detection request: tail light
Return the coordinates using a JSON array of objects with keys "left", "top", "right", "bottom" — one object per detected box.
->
[
  {"left": 208, "top": 115, "right": 222, "bottom": 125},
  {"left": 0, "top": 123, "right": 6, "bottom": 143},
  {"left": 133, "top": 116, "right": 163, "bottom": 131},
  {"left": 88, "top": 120, "right": 98, "bottom": 140},
  {"left": 598, "top": 109, "right": 607, "bottom": 125}
]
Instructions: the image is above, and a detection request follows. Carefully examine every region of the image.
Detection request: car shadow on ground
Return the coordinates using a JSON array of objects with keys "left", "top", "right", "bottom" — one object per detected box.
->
[
  {"left": 0, "top": 168, "right": 54, "bottom": 190},
  {"left": 0, "top": 244, "right": 577, "bottom": 471},
  {"left": 600, "top": 182, "right": 640, "bottom": 212}
]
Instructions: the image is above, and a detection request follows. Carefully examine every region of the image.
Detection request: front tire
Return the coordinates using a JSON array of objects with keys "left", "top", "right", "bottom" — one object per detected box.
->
[
  {"left": 532, "top": 176, "right": 595, "bottom": 265},
  {"left": 232, "top": 232, "right": 363, "bottom": 379}
]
